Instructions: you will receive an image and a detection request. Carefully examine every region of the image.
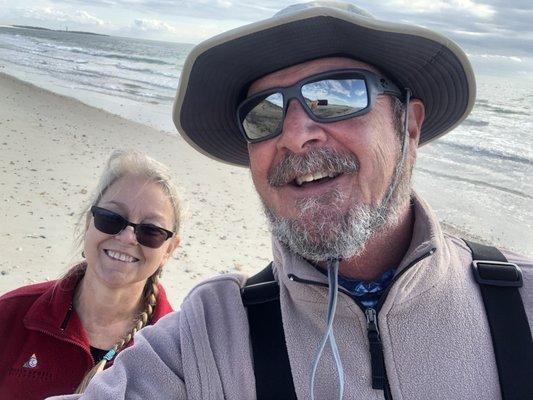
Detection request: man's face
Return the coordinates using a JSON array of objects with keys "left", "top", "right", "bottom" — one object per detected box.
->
[{"left": 247, "top": 57, "right": 416, "bottom": 261}]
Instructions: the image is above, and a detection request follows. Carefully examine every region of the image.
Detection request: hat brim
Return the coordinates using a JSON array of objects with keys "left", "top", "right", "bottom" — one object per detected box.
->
[{"left": 173, "top": 7, "right": 476, "bottom": 167}]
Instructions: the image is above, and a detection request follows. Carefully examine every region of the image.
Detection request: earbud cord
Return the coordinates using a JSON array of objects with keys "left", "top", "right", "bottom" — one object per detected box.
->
[
  {"left": 310, "top": 258, "right": 344, "bottom": 400},
  {"left": 378, "top": 89, "right": 411, "bottom": 216}
]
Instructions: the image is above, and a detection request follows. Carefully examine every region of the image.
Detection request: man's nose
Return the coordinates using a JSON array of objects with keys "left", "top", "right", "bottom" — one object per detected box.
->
[
  {"left": 276, "top": 99, "right": 328, "bottom": 153},
  {"left": 115, "top": 225, "right": 138, "bottom": 245}
]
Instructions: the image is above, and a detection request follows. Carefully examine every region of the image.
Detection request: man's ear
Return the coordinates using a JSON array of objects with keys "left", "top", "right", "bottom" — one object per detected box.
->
[
  {"left": 406, "top": 99, "right": 425, "bottom": 164},
  {"left": 408, "top": 98, "right": 425, "bottom": 145}
]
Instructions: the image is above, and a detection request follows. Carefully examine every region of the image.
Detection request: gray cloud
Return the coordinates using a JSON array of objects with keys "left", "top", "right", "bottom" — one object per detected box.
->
[
  {"left": 49, "top": 0, "right": 532, "bottom": 56},
  {"left": 52, "top": 0, "right": 281, "bottom": 20},
  {"left": 368, "top": 1, "right": 532, "bottom": 55},
  {"left": 5, "top": 0, "right": 532, "bottom": 66}
]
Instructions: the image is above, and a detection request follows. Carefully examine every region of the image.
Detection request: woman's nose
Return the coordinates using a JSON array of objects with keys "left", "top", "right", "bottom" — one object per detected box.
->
[{"left": 115, "top": 225, "right": 138, "bottom": 245}]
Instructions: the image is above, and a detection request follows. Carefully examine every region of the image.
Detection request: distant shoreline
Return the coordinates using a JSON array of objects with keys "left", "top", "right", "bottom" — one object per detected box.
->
[{"left": 10, "top": 25, "right": 109, "bottom": 37}]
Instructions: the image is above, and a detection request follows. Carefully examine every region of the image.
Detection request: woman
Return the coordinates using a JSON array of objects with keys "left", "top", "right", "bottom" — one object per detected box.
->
[{"left": 0, "top": 150, "right": 181, "bottom": 399}]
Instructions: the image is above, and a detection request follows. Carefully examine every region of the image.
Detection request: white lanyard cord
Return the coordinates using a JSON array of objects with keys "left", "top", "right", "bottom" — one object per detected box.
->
[{"left": 310, "top": 258, "right": 345, "bottom": 400}]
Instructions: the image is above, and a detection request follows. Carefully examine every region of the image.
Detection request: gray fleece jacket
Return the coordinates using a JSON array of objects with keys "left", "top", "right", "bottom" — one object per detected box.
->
[{"left": 50, "top": 195, "right": 532, "bottom": 400}]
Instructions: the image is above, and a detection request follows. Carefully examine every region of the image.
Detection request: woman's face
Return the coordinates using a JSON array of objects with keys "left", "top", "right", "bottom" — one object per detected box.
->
[{"left": 83, "top": 174, "right": 179, "bottom": 290}]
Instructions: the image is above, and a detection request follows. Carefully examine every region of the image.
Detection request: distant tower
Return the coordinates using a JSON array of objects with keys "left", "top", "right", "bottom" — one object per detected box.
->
[{"left": 66, "top": 26, "right": 68, "bottom": 32}]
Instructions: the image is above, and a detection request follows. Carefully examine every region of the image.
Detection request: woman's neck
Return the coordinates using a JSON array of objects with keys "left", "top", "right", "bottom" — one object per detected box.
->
[{"left": 74, "top": 268, "right": 146, "bottom": 348}]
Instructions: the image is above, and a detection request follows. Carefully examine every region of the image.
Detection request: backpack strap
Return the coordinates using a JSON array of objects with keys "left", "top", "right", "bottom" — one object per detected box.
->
[
  {"left": 241, "top": 263, "right": 297, "bottom": 400},
  {"left": 465, "top": 240, "right": 533, "bottom": 400}
]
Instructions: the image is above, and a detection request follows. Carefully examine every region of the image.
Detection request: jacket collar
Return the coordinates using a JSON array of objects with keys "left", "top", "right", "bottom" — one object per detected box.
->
[
  {"left": 272, "top": 192, "right": 446, "bottom": 303},
  {"left": 151, "top": 284, "right": 173, "bottom": 320},
  {"left": 398, "top": 192, "right": 441, "bottom": 272},
  {"left": 24, "top": 264, "right": 87, "bottom": 346},
  {"left": 24, "top": 263, "right": 173, "bottom": 345}
]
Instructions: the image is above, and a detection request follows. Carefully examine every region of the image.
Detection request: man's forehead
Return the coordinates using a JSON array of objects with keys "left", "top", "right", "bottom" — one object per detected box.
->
[{"left": 248, "top": 57, "right": 381, "bottom": 95}]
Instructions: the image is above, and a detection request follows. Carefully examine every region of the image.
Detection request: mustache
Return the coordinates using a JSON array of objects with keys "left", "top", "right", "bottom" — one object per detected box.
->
[{"left": 268, "top": 148, "right": 359, "bottom": 187}]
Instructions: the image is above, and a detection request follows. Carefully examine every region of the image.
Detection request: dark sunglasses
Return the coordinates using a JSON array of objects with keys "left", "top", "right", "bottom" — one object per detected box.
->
[
  {"left": 237, "top": 68, "right": 403, "bottom": 143},
  {"left": 90, "top": 206, "right": 174, "bottom": 249}
]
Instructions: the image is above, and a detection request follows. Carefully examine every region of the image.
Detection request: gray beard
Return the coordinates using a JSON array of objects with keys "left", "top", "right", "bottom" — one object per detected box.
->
[{"left": 261, "top": 149, "right": 411, "bottom": 262}]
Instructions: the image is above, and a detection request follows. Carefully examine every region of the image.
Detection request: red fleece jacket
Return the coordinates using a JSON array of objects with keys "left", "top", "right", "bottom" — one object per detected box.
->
[{"left": 0, "top": 270, "right": 173, "bottom": 400}]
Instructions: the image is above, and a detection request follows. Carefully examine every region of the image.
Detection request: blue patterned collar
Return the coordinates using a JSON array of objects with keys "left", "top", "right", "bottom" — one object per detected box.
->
[{"left": 316, "top": 266, "right": 396, "bottom": 309}]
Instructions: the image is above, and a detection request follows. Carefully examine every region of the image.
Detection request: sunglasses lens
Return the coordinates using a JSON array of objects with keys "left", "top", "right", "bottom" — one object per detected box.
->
[
  {"left": 136, "top": 225, "right": 169, "bottom": 248},
  {"left": 301, "top": 78, "right": 368, "bottom": 119},
  {"left": 242, "top": 92, "right": 284, "bottom": 141},
  {"left": 92, "top": 206, "right": 171, "bottom": 248},
  {"left": 93, "top": 209, "right": 126, "bottom": 235}
]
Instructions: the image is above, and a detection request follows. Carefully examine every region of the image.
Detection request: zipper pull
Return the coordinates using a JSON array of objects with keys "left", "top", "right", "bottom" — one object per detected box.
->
[
  {"left": 60, "top": 303, "right": 74, "bottom": 331},
  {"left": 365, "top": 308, "right": 386, "bottom": 390},
  {"left": 365, "top": 308, "right": 379, "bottom": 335}
]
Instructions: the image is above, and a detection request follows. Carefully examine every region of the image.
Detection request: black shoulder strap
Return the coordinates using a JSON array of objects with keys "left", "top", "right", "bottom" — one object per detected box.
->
[
  {"left": 241, "top": 263, "right": 297, "bottom": 400},
  {"left": 465, "top": 240, "right": 533, "bottom": 400}
]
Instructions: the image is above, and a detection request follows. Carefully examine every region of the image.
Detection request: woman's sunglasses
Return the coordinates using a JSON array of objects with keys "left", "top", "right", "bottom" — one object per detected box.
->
[
  {"left": 90, "top": 206, "right": 174, "bottom": 249},
  {"left": 237, "top": 68, "right": 403, "bottom": 143}
]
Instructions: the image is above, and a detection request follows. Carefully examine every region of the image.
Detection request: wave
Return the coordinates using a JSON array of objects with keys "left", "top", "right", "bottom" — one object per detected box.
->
[
  {"left": 2, "top": 38, "right": 161, "bottom": 70},
  {"left": 416, "top": 167, "right": 533, "bottom": 200},
  {"left": 71, "top": 65, "right": 176, "bottom": 90},
  {"left": 115, "top": 62, "right": 179, "bottom": 78},
  {"left": 100, "top": 52, "right": 172, "bottom": 65},
  {"left": 435, "top": 140, "right": 533, "bottom": 166},
  {"left": 40, "top": 53, "right": 89, "bottom": 64},
  {"left": 115, "top": 63, "right": 154, "bottom": 73},
  {"left": 79, "top": 80, "right": 175, "bottom": 103},
  {"left": 461, "top": 118, "right": 489, "bottom": 127},
  {"left": 36, "top": 40, "right": 174, "bottom": 66},
  {"left": 475, "top": 99, "right": 529, "bottom": 116}
]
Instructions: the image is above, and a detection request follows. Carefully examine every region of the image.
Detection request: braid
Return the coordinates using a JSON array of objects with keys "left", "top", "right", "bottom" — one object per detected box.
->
[
  {"left": 75, "top": 268, "right": 161, "bottom": 394},
  {"left": 113, "top": 267, "right": 160, "bottom": 353}
]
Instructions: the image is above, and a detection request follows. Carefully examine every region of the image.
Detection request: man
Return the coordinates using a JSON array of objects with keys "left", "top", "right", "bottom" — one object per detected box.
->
[{"left": 49, "top": 2, "right": 532, "bottom": 400}]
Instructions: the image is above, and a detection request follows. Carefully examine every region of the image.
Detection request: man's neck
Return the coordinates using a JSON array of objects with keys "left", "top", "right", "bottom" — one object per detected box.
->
[{"left": 336, "top": 202, "right": 414, "bottom": 281}]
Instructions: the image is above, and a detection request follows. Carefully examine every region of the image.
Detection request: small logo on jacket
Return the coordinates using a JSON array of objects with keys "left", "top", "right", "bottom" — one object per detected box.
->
[{"left": 22, "top": 353, "right": 38, "bottom": 369}]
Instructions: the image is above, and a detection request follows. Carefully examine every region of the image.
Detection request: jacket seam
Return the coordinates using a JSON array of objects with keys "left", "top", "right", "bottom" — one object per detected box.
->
[{"left": 183, "top": 306, "right": 213, "bottom": 399}]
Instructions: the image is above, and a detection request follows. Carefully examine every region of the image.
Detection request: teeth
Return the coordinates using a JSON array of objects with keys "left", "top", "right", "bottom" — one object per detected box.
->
[
  {"left": 295, "top": 171, "right": 335, "bottom": 186},
  {"left": 106, "top": 250, "right": 137, "bottom": 263}
]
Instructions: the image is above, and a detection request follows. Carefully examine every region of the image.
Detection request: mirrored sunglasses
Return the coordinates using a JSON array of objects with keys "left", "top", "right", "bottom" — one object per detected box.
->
[
  {"left": 237, "top": 68, "right": 403, "bottom": 143},
  {"left": 90, "top": 206, "right": 174, "bottom": 249}
]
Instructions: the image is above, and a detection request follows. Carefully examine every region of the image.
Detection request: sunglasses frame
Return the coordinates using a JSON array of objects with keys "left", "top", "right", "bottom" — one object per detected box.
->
[
  {"left": 90, "top": 206, "right": 174, "bottom": 248},
  {"left": 237, "top": 68, "right": 404, "bottom": 143}
]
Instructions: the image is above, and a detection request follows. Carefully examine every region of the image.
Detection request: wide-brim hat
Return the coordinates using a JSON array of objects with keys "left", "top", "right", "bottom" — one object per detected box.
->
[{"left": 173, "top": 1, "right": 476, "bottom": 167}]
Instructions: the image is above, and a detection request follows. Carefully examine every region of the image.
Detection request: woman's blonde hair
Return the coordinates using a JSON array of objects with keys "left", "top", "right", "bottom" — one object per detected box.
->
[
  {"left": 75, "top": 149, "right": 181, "bottom": 247},
  {"left": 73, "top": 150, "right": 181, "bottom": 393}
]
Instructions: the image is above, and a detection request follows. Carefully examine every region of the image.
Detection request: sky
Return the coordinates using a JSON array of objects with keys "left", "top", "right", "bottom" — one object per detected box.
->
[{"left": 0, "top": 0, "right": 531, "bottom": 76}]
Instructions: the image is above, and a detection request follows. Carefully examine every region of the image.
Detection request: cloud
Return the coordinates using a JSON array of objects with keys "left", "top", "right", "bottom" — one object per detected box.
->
[
  {"left": 2, "top": 0, "right": 531, "bottom": 59},
  {"left": 132, "top": 18, "right": 177, "bottom": 33},
  {"left": 364, "top": 0, "right": 532, "bottom": 58},
  {"left": 470, "top": 54, "right": 523, "bottom": 63},
  {"left": 386, "top": 0, "right": 496, "bottom": 19},
  {"left": 17, "top": 7, "right": 106, "bottom": 26},
  {"left": 215, "top": 0, "right": 233, "bottom": 8},
  {"left": 52, "top": 0, "right": 281, "bottom": 21},
  {"left": 466, "top": 51, "right": 532, "bottom": 77}
]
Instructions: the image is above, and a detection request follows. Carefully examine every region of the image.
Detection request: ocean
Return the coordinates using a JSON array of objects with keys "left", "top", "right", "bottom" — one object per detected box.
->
[{"left": 0, "top": 26, "right": 531, "bottom": 256}]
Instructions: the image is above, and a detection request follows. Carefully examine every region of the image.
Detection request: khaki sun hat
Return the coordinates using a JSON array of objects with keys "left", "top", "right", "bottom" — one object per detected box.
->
[{"left": 173, "top": 1, "right": 476, "bottom": 167}]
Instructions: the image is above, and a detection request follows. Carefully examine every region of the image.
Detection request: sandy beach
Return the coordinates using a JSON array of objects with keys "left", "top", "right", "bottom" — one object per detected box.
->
[{"left": 0, "top": 72, "right": 272, "bottom": 307}]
